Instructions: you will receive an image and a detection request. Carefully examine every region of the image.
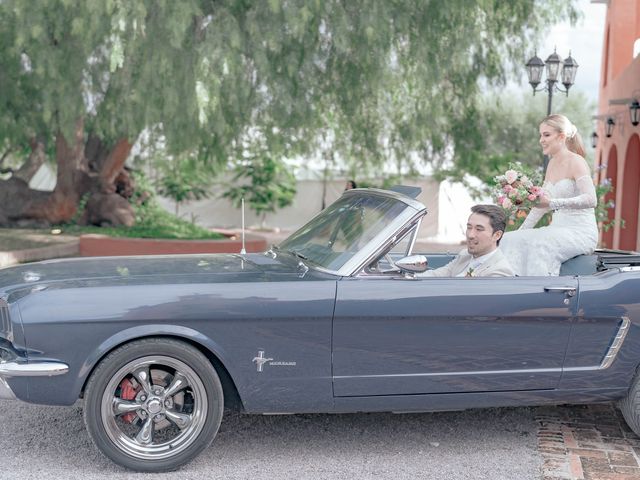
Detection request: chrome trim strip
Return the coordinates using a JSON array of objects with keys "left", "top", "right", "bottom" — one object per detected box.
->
[
  {"left": 621, "top": 266, "right": 640, "bottom": 272},
  {"left": 599, "top": 316, "right": 630, "bottom": 369},
  {"left": 406, "top": 218, "right": 421, "bottom": 255},
  {"left": 0, "top": 375, "right": 16, "bottom": 400},
  {"left": 334, "top": 367, "right": 563, "bottom": 379},
  {"left": 0, "top": 362, "right": 69, "bottom": 377}
]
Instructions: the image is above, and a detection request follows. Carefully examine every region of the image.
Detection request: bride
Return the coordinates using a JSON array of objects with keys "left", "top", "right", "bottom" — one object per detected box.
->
[{"left": 500, "top": 114, "right": 598, "bottom": 276}]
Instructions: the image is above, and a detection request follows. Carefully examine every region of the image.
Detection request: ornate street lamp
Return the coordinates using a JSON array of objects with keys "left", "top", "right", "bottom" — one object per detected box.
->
[
  {"left": 525, "top": 48, "right": 578, "bottom": 170},
  {"left": 526, "top": 49, "right": 579, "bottom": 115}
]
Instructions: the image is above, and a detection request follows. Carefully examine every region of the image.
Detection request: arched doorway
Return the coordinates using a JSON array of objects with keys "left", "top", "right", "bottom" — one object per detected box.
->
[
  {"left": 620, "top": 135, "right": 640, "bottom": 251},
  {"left": 602, "top": 148, "right": 618, "bottom": 249}
]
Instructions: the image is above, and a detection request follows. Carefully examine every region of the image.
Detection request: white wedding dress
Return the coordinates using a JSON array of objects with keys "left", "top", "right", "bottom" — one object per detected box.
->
[{"left": 500, "top": 175, "right": 599, "bottom": 276}]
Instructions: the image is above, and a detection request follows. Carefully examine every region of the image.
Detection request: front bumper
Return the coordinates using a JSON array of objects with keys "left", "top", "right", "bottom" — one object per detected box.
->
[{"left": 0, "top": 361, "right": 69, "bottom": 401}]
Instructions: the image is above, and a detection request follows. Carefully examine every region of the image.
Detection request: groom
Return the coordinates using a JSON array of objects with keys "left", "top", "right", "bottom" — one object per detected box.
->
[{"left": 420, "top": 204, "right": 514, "bottom": 277}]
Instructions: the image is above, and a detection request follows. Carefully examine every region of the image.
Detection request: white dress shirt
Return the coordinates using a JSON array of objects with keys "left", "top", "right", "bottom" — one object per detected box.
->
[{"left": 456, "top": 249, "right": 499, "bottom": 277}]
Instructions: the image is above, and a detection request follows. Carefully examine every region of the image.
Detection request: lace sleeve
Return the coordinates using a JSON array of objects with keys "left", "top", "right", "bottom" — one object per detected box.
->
[
  {"left": 519, "top": 206, "right": 549, "bottom": 229},
  {"left": 549, "top": 175, "right": 597, "bottom": 210}
]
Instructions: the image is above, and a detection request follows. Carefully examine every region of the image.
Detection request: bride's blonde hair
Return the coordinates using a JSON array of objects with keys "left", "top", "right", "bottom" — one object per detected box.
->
[{"left": 541, "top": 114, "right": 586, "bottom": 158}]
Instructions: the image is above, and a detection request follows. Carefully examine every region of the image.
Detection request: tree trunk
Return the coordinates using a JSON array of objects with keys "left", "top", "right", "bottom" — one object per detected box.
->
[
  {"left": 16, "top": 120, "right": 89, "bottom": 224},
  {"left": 14, "top": 138, "right": 46, "bottom": 183},
  {"left": 0, "top": 120, "right": 136, "bottom": 227}
]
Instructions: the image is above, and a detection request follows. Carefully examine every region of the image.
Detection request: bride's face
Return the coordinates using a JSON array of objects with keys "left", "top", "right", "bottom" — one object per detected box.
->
[{"left": 539, "top": 123, "right": 565, "bottom": 156}]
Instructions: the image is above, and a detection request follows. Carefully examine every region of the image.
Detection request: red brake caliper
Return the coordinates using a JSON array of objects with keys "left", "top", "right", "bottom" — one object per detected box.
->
[{"left": 119, "top": 378, "right": 141, "bottom": 423}]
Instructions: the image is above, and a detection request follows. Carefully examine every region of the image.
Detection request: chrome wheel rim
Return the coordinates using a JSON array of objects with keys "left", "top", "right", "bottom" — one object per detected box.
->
[{"left": 100, "top": 355, "right": 208, "bottom": 461}]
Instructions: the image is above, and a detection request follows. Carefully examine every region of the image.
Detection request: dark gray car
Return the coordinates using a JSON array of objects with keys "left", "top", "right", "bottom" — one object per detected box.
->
[{"left": 1, "top": 187, "right": 640, "bottom": 472}]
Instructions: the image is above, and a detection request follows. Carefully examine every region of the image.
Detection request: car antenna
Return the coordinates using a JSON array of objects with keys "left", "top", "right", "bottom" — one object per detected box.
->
[{"left": 240, "top": 197, "right": 246, "bottom": 255}]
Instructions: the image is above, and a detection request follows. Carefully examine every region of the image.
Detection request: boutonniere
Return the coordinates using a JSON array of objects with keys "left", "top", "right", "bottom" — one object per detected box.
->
[{"left": 465, "top": 267, "right": 474, "bottom": 277}]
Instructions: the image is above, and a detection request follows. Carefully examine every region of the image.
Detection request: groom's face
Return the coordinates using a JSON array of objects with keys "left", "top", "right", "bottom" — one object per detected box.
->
[{"left": 466, "top": 213, "right": 502, "bottom": 258}]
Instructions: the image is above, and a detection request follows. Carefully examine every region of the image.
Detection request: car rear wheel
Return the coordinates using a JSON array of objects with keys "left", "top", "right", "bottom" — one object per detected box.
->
[
  {"left": 84, "top": 337, "right": 223, "bottom": 472},
  {"left": 620, "top": 370, "right": 640, "bottom": 437}
]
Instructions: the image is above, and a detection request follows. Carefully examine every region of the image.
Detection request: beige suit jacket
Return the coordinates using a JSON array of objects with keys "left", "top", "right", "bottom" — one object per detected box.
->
[{"left": 420, "top": 248, "right": 515, "bottom": 277}]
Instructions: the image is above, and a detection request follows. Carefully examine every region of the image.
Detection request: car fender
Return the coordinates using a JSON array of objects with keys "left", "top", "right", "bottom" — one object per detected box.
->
[{"left": 77, "top": 324, "right": 239, "bottom": 398}]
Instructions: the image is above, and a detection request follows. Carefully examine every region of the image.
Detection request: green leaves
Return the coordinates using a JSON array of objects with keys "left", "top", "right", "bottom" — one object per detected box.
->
[
  {"left": 223, "top": 155, "right": 297, "bottom": 223},
  {"left": 155, "top": 155, "right": 214, "bottom": 215},
  {"left": 0, "top": 0, "right": 580, "bottom": 192}
]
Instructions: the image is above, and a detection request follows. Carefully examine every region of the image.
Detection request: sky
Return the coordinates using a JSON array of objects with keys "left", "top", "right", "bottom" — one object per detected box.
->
[{"left": 534, "top": 0, "right": 607, "bottom": 103}]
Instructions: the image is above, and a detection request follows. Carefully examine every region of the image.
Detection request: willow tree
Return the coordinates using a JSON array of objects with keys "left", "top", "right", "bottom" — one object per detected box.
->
[{"left": 0, "top": 0, "right": 579, "bottom": 226}]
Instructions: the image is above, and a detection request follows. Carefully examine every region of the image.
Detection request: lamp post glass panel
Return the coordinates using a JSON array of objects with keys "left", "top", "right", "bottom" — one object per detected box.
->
[
  {"left": 630, "top": 100, "right": 640, "bottom": 127},
  {"left": 525, "top": 49, "right": 579, "bottom": 171}
]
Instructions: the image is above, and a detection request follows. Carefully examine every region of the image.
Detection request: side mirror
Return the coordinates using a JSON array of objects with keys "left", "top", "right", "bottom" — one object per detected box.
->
[{"left": 396, "top": 255, "right": 428, "bottom": 273}]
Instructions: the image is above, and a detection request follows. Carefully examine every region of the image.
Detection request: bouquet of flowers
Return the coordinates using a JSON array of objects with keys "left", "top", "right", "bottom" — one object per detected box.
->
[{"left": 493, "top": 163, "right": 544, "bottom": 221}]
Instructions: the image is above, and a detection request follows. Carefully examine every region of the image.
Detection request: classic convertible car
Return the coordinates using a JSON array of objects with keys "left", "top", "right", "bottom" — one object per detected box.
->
[{"left": 1, "top": 186, "right": 640, "bottom": 472}]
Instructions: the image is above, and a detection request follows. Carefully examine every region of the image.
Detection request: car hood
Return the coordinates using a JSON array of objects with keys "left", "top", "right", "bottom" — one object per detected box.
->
[{"left": 0, "top": 253, "right": 286, "bottom": 293}]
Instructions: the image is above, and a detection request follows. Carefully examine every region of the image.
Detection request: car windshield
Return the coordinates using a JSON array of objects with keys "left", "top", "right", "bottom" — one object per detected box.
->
[{"left": 278, "top": 192, "right": 409, "bottom": 272}]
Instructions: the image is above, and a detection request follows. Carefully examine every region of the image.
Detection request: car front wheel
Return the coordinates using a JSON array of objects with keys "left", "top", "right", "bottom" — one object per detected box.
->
[{"left": 84, "top": 337, "right": 224, "bottom": 472}]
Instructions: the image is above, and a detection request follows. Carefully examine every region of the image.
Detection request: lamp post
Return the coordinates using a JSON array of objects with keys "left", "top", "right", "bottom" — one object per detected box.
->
[{"left": 525, "top": 49, "right": 579, "bottom": 171}]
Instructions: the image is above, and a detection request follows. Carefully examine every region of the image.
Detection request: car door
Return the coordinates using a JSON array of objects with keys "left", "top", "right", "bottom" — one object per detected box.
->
[{"left": 332, "top": 275, "right": 578, "bottom": 397}]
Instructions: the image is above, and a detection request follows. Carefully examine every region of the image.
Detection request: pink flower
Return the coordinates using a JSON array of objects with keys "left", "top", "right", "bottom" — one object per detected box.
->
[
  {"left": 530, "top": 186, "right": 542, "bottom": 196},
  {"left": 497, "top": 195, "right": 505, "bottom": 204},
  {"left": 503, "top": 185, "right": 513, "bottom": 193},
  {"left": 527, "top": 194, "right": 537, "bottom": 201},
  {"left": 504, "top": 170, "right": 518, "bottom": 184},
  {"left": 502, "top": 198, "right": 513, "bottom": 209}
]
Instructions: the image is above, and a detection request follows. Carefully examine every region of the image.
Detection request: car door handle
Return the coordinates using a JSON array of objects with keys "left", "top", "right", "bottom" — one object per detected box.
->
[{"left": 544, "top": 286, "right": 576, "bottom": 297}]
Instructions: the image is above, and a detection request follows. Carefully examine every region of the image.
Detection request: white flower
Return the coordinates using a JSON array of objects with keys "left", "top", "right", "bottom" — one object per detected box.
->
[{"left": 505, "top": 170, "right": 518, "bottom": 184}]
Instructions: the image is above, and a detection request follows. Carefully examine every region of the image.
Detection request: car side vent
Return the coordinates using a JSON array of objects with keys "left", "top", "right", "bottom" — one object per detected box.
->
[{"left": 0, "top": 299, "right": 11, "bottom": 341}]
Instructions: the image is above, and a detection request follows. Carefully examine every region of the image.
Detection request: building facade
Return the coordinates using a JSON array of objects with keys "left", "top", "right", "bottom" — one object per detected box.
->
[{"left": 594, "top": 0, "right": 640, "bottom": 250}]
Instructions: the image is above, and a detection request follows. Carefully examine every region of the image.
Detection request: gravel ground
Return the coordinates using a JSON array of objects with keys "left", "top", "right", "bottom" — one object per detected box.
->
[{"left": 0, "top": 400, "right": 541, "bottom": 480}]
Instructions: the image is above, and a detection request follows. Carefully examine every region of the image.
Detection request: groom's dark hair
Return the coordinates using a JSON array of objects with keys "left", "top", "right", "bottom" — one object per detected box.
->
[{"left": 471, "top": 204, "right": 507, "bottom": 245}]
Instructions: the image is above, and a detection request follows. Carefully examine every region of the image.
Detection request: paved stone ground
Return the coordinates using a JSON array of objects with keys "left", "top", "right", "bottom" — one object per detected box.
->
[
  {"left": 536, "top": 403, "right": 640, "bottom": 480},
  {"left": 0, "top": 229, "right": 79, "bottom": 267}
]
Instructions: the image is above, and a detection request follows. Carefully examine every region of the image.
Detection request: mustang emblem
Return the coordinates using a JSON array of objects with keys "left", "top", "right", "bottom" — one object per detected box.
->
[
  {"left": 252, "top": 351, "right": 274, "bottom": 372},
  {"left": 252, "top": 350, "right": 296, "bottom": 372}
]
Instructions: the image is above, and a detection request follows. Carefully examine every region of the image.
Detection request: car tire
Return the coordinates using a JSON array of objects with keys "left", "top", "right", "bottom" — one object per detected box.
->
[
  {"left": 83, "top": 337, "right": 224, "bottom": 472},
  {"left": 619, "top": 369, "right": 640, "bottom": 437}
]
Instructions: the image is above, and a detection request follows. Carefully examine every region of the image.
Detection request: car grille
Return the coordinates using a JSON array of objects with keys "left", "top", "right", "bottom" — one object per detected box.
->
[{"left": 0, "top": 299, "right": 11, "bottom": 341}]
